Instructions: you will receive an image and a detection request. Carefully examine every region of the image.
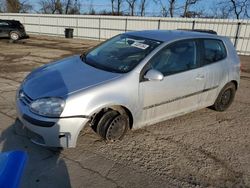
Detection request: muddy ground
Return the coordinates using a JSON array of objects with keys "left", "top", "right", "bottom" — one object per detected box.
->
[{"left": 0, "top": 35, "right": 249, "bottom": 188}]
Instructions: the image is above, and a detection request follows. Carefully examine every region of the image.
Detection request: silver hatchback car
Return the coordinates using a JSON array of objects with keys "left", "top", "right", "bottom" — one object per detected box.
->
[{"left": 16, "top": 30, "right": 240, "bottom": 148}]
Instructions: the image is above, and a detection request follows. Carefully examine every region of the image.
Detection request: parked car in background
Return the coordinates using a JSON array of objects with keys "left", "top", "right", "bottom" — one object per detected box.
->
[
  {"left": 0, "top": 19, "right": 28, "bottom": 41},
  {"left": 16, "top": 30, "right": 240, "bottom": 148}
]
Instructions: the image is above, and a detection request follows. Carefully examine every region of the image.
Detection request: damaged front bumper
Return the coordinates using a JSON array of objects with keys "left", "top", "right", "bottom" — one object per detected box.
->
[{"left": 16, "top": 96, "right": 89, "bottom": 148}]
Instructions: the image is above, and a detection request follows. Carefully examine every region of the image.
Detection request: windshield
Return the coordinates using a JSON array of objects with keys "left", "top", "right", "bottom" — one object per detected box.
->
[{"left": 84, "top": 34, "right": 162, "bottom": 73}]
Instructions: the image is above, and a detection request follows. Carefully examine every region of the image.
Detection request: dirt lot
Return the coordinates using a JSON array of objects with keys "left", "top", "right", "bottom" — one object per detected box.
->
[{"left": 0, "top": 35, "right": 249, "bottom": 188}]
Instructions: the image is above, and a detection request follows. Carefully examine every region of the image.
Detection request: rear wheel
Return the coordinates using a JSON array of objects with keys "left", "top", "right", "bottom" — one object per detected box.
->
[
  {"left": 97, "top": 110, "right": 129, "bottom": 141},
  {"left": 10, "top": 31, "right": 20, "bottom": 41},
  {"left": 212, "top": 82, "right": 236, "bottom": 111}
]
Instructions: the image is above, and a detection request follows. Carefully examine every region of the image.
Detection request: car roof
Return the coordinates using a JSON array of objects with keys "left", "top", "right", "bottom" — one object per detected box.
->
[
  {"left": 126, "top": 30, "right": 222, "bottom": 42},
  {"left": 0, "top": 19, "right": 20, "bottom": 23}
]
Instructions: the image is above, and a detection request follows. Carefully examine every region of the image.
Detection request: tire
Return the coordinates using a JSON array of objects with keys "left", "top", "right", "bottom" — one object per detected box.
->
[
  {"left": 10, "top": 31, "right": 20, "bottom": 41},
  {"left": 97, "top": 110, "right": 129, "bottom": 141},
  {"left": 212, "top": 82, "right": 236, "bottom": 111}
]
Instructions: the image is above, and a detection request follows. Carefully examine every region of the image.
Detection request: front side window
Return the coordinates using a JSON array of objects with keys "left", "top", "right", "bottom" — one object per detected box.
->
[
  {"left": 0, "top": 21, "right": 9, "bottom": 26},
  {"left": 203, "top": 39, "right": 227, "bottom": 64},
  {"left": 148, "top": 40, "right": 198, "bottom": 76},
  {"left": 84, "top": 34, "right": 162, "bottom": 73}
]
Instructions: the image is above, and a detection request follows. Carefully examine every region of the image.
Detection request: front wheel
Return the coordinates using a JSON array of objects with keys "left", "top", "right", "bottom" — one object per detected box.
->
[
  {"left": 212, "top": 82, "right": 236, "bottom": 111},
  {"left": 97, "top": 110, "right": 129, "bottom": 141}
]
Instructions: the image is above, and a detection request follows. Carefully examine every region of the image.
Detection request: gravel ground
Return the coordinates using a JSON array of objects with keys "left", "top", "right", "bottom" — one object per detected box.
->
[{"left": 0, "top": 35, "right": 249, "bottom": 188}]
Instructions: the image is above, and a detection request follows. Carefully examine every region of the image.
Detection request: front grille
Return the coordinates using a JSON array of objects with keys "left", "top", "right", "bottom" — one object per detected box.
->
[{"left": 19, "top": 90, "right": 33, "bottom": 106}]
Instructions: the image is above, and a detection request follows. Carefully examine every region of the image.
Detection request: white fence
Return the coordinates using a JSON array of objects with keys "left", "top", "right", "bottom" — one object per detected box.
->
[{"left": 0, "top": 13, "right": 250, "bottom": 55}]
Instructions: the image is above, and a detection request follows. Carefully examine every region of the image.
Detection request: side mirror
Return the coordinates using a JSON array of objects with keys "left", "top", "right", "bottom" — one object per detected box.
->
[{"left": 144, "top": 69, "right": 164, "bottom": 81}]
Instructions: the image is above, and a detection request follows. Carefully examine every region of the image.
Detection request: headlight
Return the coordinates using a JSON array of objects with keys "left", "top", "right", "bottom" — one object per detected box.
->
[{"left": 30, "top": 98, "right": 65, "bottom": 117}]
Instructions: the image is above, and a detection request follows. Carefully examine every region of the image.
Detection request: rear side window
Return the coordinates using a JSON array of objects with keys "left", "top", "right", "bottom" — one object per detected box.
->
[
  {"left": 203, "top": 39, "right": 227, "bottom": 64},
  {"left": 13, "top": 21, "right": 21, "bottom": 26}
]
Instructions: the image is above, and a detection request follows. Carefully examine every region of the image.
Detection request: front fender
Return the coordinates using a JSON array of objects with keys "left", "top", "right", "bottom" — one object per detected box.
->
[
  {"left": 61, "top": 71, "right": 141, "bottom": 126},
  {"left": 66, "top": 73, "right": 140, "bottom": 146}
]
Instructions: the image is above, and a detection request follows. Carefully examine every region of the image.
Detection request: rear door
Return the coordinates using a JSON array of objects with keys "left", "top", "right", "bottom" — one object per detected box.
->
[{"left": 139, "top": 39, "right": 206, "bottom": 125}]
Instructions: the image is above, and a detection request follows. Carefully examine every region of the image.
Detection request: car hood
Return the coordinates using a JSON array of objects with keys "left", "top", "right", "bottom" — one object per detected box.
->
[{"left": 22, "top": 55, "right": 121, "bottom": 99}]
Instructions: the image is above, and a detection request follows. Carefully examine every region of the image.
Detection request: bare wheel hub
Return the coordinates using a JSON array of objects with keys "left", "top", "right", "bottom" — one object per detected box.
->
[
  {"left": 221, "top": 89, "right": 232, "bottom": 106},
  {"left": 106, "top": 115, "right": 128, "bottom": 141}
]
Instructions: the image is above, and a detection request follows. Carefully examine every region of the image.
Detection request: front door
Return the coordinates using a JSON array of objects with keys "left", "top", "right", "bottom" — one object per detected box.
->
[
  {"left": 139, "top": 39, "right": 205, "bottom": 126},
  {"left": 198, "top": 39, "right": 229, "bottom": 107}
]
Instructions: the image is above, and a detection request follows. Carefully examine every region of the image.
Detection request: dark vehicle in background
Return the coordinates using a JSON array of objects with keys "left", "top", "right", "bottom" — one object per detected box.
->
[{"left": 0, "top": 19, "right": 28, "bottom": 41}]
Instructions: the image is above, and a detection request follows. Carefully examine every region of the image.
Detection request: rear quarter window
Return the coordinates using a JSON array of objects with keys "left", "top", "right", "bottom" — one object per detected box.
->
[{"left": 203, "top": 39, "right": 227, "bottom": 64}]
